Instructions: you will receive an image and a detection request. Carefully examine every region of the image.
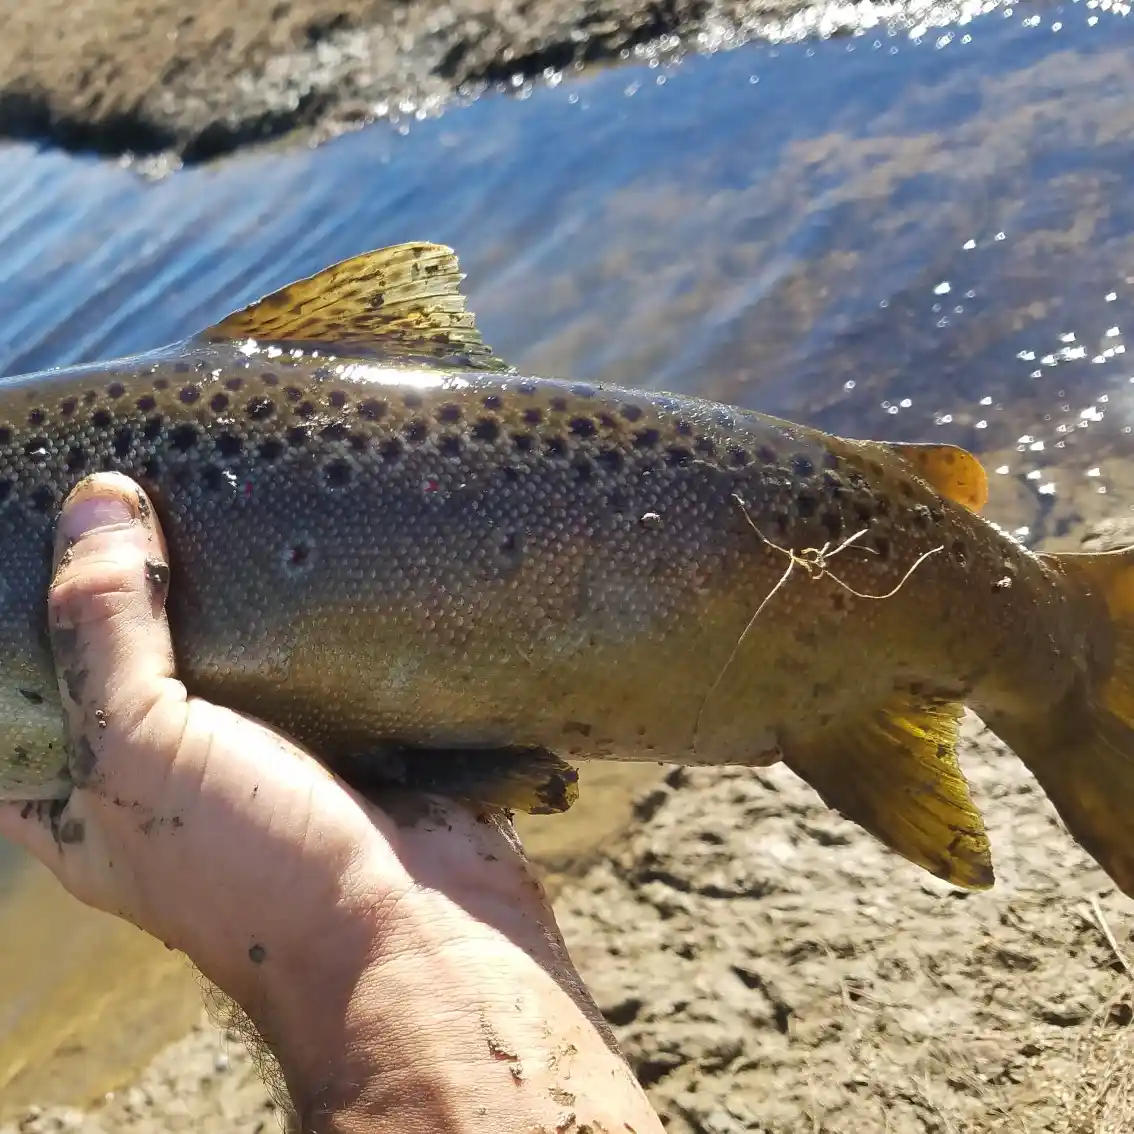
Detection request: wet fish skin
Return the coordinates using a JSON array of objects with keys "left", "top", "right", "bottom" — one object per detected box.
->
[{"left": 1, "top": 240, "right": 1134, "bottom": 900}]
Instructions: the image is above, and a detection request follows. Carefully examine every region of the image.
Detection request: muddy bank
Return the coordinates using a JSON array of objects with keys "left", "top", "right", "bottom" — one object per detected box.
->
[
  {"left": 8, "top": 709, "right": 1134, "bottom": 1131},
  {"left": 0, "top": 0, "right": 1000, "bottom": 165}
]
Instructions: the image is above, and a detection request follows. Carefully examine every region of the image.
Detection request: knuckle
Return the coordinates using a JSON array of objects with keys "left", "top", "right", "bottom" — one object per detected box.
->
[{"left": 50, "top": 544, "right": 151, "bottom": 631}]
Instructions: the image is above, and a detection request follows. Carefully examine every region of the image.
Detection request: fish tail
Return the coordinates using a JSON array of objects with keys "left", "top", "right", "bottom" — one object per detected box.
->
[{"left": 996, "top": 545, "right": 1134, "bottom": 898}]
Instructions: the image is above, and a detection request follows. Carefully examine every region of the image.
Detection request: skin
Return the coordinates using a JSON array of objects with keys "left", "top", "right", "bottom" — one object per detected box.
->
[{"left": 0, "top": 471, "right": 664, "bottom": 1134}]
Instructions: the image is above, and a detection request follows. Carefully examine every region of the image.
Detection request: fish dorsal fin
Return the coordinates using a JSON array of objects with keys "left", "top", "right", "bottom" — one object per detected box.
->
[
  {"left": 783, "top": 696, "right": 993, "bottom": 891},
  {"left": 884, "top": 442, "right": 989, "bottom": 513},
  {"left": 197, "top": 242, "right": 512, "bottom": 372}
]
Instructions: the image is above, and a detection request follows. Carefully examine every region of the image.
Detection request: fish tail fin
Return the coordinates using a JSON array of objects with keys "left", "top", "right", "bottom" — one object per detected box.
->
[{"left": 996, "top": 545, "right": 1134, "bottom": 897}]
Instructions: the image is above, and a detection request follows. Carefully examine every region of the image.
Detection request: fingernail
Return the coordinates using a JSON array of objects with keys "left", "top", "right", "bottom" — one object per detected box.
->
[{"left": 60, "top": 491, "right": 134, "bottom": 543}]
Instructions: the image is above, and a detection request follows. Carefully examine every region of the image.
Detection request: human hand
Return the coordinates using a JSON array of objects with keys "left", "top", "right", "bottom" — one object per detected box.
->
[{"left": 0, "top": 472, "right": 663, "bottom": 1134}]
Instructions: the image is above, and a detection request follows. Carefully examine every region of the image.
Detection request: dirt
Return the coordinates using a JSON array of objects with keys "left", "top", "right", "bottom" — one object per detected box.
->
[
  {"left": 0, "top": 0, "right": 939, "bottom": 165},
  {"left": 9, "top": 554, "right": 1134, "bottom": 1134}
]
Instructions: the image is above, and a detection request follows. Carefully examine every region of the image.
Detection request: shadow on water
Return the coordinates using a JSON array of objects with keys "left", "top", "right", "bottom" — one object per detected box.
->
[{"left": 4, "top": 0, "right": 1134, "bottom": 1111}]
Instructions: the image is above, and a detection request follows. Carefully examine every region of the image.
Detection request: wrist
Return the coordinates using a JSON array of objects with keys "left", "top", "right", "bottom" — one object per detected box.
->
[{"left": 242, "top": 889, "right": 660, "bottom": 1134}]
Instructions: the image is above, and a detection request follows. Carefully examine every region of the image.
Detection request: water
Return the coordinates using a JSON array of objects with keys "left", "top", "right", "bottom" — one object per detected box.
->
[{"left": 2, "top": 0, "right": 1134, "bottom": 1112}]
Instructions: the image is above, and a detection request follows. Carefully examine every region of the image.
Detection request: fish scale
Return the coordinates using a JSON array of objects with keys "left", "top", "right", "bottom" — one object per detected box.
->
[{"left": 3, "top": 240, "right": 1134, "bottom": 904}]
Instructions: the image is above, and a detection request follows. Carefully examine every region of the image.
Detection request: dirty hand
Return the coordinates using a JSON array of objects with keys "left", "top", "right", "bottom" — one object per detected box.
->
[{"left": 0, "top": 472, "right": 662, "bottom": 1134}]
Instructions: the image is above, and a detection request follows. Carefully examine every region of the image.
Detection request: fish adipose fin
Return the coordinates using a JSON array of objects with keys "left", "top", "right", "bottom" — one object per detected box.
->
[
  {"left": 994, "top": 544, "right": 1134, "bottom": 899},
  {"left": 335, "top": 744, "right": 580, "bottom": 815},
  {"left": 197, "top": 241, "right": 513, "bottom": 373},
  {"left": 783, "top": 695, "right": 994, "bottom": 891},
  {"left": 882, "top": 442, "right": 989, "bottom": 513}
]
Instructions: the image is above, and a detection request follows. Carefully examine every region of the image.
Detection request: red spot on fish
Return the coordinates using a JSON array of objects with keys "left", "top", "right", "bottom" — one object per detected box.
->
[
  {"left": 244, "top": 481, "right": 254, "bottom": 501},
  {"left": 422, "top": 477, "right": 440, "bottom": 494}
]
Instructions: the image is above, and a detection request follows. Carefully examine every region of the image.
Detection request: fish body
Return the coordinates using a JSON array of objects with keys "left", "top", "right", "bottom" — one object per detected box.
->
[{"left": 2, "top": 241, "right": 1134, "bottom": 898}]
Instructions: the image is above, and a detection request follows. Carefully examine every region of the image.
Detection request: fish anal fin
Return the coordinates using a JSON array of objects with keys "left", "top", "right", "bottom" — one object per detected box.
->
[
  {"left": 197, "top": 241, "right": 512, "bottom": 372},
  {"left": 884, "top": 442, "right": 989, "bottom": 513},
  {"left": 334, "top": 743, "right": 580, "bottom": 815},
  {"left": 784, "top": 696, "right": 993, "bottom": 890}
]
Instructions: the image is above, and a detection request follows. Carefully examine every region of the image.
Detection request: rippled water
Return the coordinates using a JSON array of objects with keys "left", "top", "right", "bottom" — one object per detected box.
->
[{"left": 3, "top": 0, "right": 1134, "bottom": 1112}]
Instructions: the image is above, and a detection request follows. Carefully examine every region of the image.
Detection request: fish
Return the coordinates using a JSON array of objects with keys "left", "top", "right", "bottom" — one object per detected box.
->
[{"left": 0, "top": 239, "right": 1133, "bottom": 898}]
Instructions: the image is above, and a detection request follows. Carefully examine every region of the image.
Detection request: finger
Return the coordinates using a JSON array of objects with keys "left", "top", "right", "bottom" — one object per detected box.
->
[
  {"left": 48, "top": 473, "right": 185, "bottom": 793},
  {"left": 0, "top": 800, "right": 70, "bottom": 863}
]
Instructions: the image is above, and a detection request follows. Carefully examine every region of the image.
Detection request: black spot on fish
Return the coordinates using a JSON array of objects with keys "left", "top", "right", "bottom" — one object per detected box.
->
[
  {"left": 134, "top": 394, "right": 155, "bottom": 414},
  {"left": 83, "top": 390, "right": 97, "bottom": 404},
  {"left": 483, "top": 394, "right": 503, "bottom": 410},
  {"left": 0, "top": 481, "right": 9, "bottom": 503},
  {"left": 666, "top": 447, "right": 692, "bottom": 467},
  {"left": 730, "top": 447, "right": 751, "bottom": 467},
  {"left": 404, "top": 420, "right": 428, "bottom": 444},
  {"left": 259, "top": 437, "right": 284, "bottom": 461},
  {"left": 248, "top": 943, "right": 267, "bottom": 964},
  {"left": 226, "top": 377, "right": 245, "bottom": 392},
  {"left": 634, "top": 428, "right": 660, "bottom": 449},
  {"left": 574, "top": 457, "right": 594, "bottom": 482},
  {"left": 570, "top": 416, "right": 596, "bottom": 438},
  {"left": 820, "top": 509, "right": 843, "bottom": 539},
  {"left": 92, "top": 409, "right": 112, "bottom": 430},
  {"left": 792, "top": 455, "right": 815, "bottom": 477},
  {"left": 246, "top": 397, "right": 274, "bottom": 421},
  {"left": 545, "top": 435, "right": 568, "bottom": 457},
  {"left": 598, "top": 412, "right": 618, "bottom": 430},
  {"left": 113, "top": 428, "right": 133, "bottom": 459},
  {"left": 23, "top": 438, "right": 48, "bottom": 461},
  {"left": 170, "top": 425, "right": 198, "bottom": 453},
  {"left": 262, "top": 373, "right": 280, "bottom": 388},
  {"left": 439, "top": 434, "right": 462, "bottom": 457},
  {"left": 359, "top": 399, "right": 386, "bottom": 421},
  {"left": 0, "top": 427, "right": 10, "bottom": 446},
  {"left": 511, "top": 433, "right": 535, "bottom": 453},
  {"left": 437, "top": 404, "right": 462, "bottom": 423},
  {"left": 562, "top": 720, "right": 592, "bottom": 736},
  {"left": 501, "top": 531, "right": 522, "bottom": 561},
  {"left": 143, "top": 416, "right": 164, "bottom": 441},
  {"left": 823, "top": 451, "right": 840, "bottom": 470},
  {"left": 286, "top": 542, "right": 311, "bottom": 569},
  {"left": 179, "top": 386, "right": 201, "bottom": 405},
  {"left": 550, "top": 397, "right": 569, "bottom": 414},
  {"left": 201, "top": 466, "right": 225, "bottom": 492},
  {"left": 695, "top": 437, "right": 715, "bottom": 456},
  {"left": 296, "top": 401, "right": 316, "bottom": 419},
  {"left": 349, "top": 433, "right": 369, "bottom": 453},
  {"left": 473, "top": 418, "right": 500, "bottom": 443},
  {"left": 522, "top": 407, "right": 542, "bottom": 426},
  {"left": 19, "top": 689, "right": 43, "bottom": 705},
  {"left": 910, "top": 505, "right": 932, "bottom": 530},
  {"left": 12, "top": 746, "right": 28, "bottom": 767},
  {"left": 210, "top": 393, "right": 229, "bottom": 413},
  {"left": 329, "top": 390, "right": 348, "bottom": 408},
  {"left": 107, "top": 383, "right": 125, "bottom": 399},
  {"left": 64, "top": 448, "right": 85, "bottom": 474},
  {"left": 287, "top": 426, "right": 310, "bottom": 447},
  {"left": 325, "top": 460, "right": 351, "bottom": 487},
  {"left": 216, "top": 434, "right": 242, "bottom": 459},
  {"left": 854, "top": 502, "right": 874, "bottom": 525},
  {"left": 142, "top": 459, "right": 160, "bottom": 480},
  {"left": 620, "top": 403, "right": 643, "bottom": 423},
  {"left": 403, "top": 393, "right": 423, "bottom": 410},
  {"left": 796, "top": 491, "right": 818, "bottom": 519},
  {"left": 597, "top": 448, "right": 622, "bottom": 473},
  {"left": 874, "top": 535, "right": 891, "bottom": 558},
  {"left": 174, "top": 362, "right": 191, "bottom": 374},
  {"left": 674, "top": 420, "right": 694, "bottom": 437},
  {"left": 380, "top": 438, "right": 404, "bottom": 462},
  {"left": 31, "top": 487, "right": 53, "bottom": 513},
  {"left": 899, "top": 481, "right": 915, "bottom": 498},
  {"left": 321, "top": 422, "right": 349, "bottom": 443},
  {"left": 27, "top": 408, "right": 44, "bottom": 427}
]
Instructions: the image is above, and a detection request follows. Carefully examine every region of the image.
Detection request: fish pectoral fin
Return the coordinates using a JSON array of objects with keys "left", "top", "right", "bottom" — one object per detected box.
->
[
  {"left": 882, "top": 442, "right": 989, "bottom": 513},
  {"left": 338, "top": 744, "right": 580, "bottom": 815},
  {"left": 783, "top": 697, "right": 993, "bottom": 891},
  {"left": 196, "top": 241, "right": 513, "bottom": 372}
]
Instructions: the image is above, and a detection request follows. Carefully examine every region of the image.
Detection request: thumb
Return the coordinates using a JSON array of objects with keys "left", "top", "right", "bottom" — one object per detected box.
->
[{"left": 0, "top": 472, "right": 184, "bottom": 865}]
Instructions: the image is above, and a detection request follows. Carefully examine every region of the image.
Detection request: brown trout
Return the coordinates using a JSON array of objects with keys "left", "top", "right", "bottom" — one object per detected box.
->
[{"left": 1, "top": 240, "right": 1133, "bottom": 896}]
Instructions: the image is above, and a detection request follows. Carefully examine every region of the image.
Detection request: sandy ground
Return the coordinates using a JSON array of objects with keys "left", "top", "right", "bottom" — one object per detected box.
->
[
  {"left": 8, "top": 577, "right": 1134, "bottom": 1133},
  {"left": 0, "top": 0, "right": 943, "bottom": 164}
]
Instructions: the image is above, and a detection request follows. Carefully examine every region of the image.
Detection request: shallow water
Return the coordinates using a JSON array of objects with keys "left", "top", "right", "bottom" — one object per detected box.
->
[{"left": 3, "top": 0, "right": 1134, "bottom": 1112}]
